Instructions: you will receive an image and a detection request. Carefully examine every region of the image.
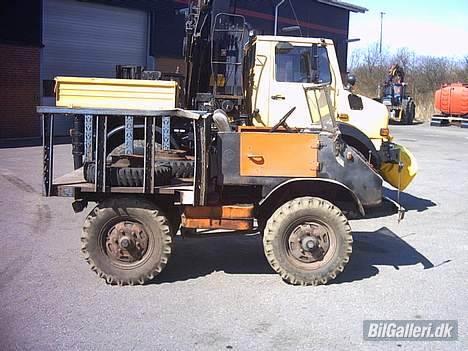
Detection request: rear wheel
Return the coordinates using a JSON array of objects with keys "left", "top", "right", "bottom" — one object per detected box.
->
[
  {"left": 263, "top": 197, "right": 352, "bottom": 285},
  {"left": 407, "top": 100, "right": 415, "bottom": 125},
  {"left": 402, "top": 100, "right": 415, "bottom": 125},
  {"left": 81, "top": 198, "right": 173, "bottom": 285}
]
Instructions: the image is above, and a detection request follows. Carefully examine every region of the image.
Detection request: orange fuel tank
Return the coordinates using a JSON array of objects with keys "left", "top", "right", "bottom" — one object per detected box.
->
[{"left": 434, "top": 83, "right": 468, "bottom": 116}]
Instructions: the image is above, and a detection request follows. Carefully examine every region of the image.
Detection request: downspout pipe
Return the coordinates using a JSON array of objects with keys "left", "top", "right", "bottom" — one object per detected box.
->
[{"left": 274, "top": 0, "right": 286, "bottom": 35}]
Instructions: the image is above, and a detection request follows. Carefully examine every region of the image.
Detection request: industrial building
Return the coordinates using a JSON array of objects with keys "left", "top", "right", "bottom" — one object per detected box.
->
[{"left": 0, "top": 0, "right": 366, "bottom": 140}]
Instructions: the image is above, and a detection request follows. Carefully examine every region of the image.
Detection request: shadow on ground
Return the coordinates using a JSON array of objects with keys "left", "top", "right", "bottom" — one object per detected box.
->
[
  {"left": 154, "top": 233, "right": 273, "bottom": 284},
  {"left": 153, "top": 226, "right": 438, "bottom": 285},
  {"left": 359, "top": 188, "right": 437, "bottom": 220},
  {"left": 384, "top": 188, "right": 437, "bottom": 213},
  {"left": 0, "top": 136, "right": 70, "bottom": 149},
  {"left": 332, "top": 227, "right": 437, "bottom": 284},
  {"left": 389, "top": 120, "right": 425, "bottom": 126}
]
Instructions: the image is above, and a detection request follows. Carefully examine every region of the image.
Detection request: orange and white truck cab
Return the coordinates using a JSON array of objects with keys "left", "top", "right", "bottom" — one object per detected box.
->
[{"left": 244, "top": 35, "right": 417, "bottom": 190}]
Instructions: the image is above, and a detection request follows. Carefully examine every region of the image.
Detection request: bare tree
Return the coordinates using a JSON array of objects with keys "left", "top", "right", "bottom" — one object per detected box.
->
[
  {"left": 349, "top": 44, "right": 389, "bottom": 97},
  {"left": 348, "top": 43, "right": 467, "bottom": 120}
]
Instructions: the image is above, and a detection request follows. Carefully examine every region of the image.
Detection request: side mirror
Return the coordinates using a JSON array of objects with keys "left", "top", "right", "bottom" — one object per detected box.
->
[{"left": 347, "top": 74, "right": 357, "bottom": 87}]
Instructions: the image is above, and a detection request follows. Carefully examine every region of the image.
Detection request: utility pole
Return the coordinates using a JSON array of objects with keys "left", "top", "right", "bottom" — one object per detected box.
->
[{"left": 379, "top": 12, "right": 385, "bottom": 54}]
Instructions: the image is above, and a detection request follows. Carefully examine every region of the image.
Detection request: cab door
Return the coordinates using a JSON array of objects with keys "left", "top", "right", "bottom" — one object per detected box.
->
[{"left": 268, "top": 43, "right": 332, "bottom": 128}]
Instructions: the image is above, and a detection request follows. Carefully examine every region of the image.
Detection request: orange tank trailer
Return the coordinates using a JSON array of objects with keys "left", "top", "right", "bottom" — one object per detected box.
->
[{"left": 434, "top": 83, "right": 468, "bottom": 116}]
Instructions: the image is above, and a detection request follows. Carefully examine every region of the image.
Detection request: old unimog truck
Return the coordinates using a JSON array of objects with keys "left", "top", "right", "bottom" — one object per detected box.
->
[{"left": 38, "top": 3, "right": 416, "bottom": 286}]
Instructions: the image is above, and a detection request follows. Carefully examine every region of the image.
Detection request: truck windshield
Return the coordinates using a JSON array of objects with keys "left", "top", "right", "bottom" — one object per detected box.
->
[{"left": 275, "top": 45, "right": 331, "bottom": 84}]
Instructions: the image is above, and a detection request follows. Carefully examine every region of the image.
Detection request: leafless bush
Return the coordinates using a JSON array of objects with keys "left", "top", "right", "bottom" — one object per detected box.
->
[{"left": 349, "top": 44, "right": 467, "bottom": 121}]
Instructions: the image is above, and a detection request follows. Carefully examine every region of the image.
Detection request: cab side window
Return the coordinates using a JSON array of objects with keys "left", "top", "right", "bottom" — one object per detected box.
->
[
  {"left": 275, "top": 45, "right": 331, "bottom": 84},
  {"left": 317, "top": 47, "right": 331, "bottom": 83}
]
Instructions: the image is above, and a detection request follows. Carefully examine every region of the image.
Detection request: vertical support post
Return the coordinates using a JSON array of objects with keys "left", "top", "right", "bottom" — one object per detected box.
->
[
  {"left": 42, "top": 113, "right": 54, "bottom": 196},
  {"left": 162, "top": 116, "right": 171, "bottom": 150},
  {"left": 124, "top": 115, "right": 134, "bottom": 155},
  {"left": 143, "top": 116, "right": 156, "bottom": 193},
  {"left": 71, "top": 115, "right": 84, "bottom": 170},
  {"left": 194, "top": 114, "right": 210, "bottom": 206},
  {"left": 95, "top": 115, "right": 108, "bottom": 192},
  {"left": 84, "top": 114, "right": 93, "bottom": 162},
  {"left": 193, "top": 119, "right": 200, "bottom": 205}
]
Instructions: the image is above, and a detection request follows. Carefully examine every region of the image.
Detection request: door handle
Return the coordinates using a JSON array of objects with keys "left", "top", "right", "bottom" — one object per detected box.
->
[
  {"left": 247, "top": 154, "right": 264, "bottom": 159},
  {"left": 247, "top": 154, "right": 265, "bottom": 165},
  {"left": 271, "top": 94, "right": 286, "bottom": 100}
]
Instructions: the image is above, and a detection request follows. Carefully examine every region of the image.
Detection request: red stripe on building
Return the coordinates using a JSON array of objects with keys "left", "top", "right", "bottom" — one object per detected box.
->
[
  {"left": 173, "top": 0, "right": 347, "bottom": 35},
  {"left": 234, "top": 7, "right": 347, "bottom": 35}
]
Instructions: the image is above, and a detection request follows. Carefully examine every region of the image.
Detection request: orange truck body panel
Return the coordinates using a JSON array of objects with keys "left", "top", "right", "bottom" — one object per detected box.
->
[
  {"left": 181, "top": 218, "right": 253, "bottom": 230},
  {"left": 434, "top": 83, "right": 468, "bottom": 116},
  {"left": 239, "top": 132, "right": 320, "bottom": 177}
]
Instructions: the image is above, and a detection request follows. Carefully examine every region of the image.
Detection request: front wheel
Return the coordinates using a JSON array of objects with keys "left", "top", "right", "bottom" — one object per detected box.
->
[
  {"left": 263, "top": 197, "right": 352, "bottom": 285},
  {"left": 81, "top": 198, "right": 173, "bottom": 285}
]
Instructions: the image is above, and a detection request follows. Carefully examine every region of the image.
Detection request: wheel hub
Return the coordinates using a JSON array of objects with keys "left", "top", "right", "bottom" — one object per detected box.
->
[
  {"left": 288, "top": 222, "right": 331, "bottom": 263},
  {"left": 118, "top": 236, "right": 132, "bottom": 249},
  {"left": 105, "top": 221, "right": 148, "bottom": 263},
  {"left": 301, "top": 236, "right": 318, "bottom": 251}
]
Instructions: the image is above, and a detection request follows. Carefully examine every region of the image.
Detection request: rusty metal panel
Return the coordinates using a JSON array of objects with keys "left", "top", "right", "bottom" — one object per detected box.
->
[
  {"left": 182, "top": 204, "right": 255, "bottom": 230},
  {"left": 182, "top": 218, "right": 253, "bottom": 230},
  {"left": 240, "top": 132, "right": 320, "bottom": 177},
  {"left": 184, "top": 204, "right": 254, "bottom": 219}
]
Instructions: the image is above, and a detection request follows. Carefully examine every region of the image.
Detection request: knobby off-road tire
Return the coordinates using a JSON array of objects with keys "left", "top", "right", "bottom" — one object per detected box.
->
[
  {"left": 401, "top": 100, "right": 415, "bottom": 125},
  {"left": 81, "top": 198, "right": 173, "bottom": 285},
  {"left": 167, "top": 207, "right": 182, "bottom": 235},
  {"left": 107, "top": 137, "right": 179, "bottom": 162},
  {"left": 107, "top": 140, "right": 148, "bottom": 161},
  {"left": 167, "top": 160, "right": 194, "bottom": 178},
  {"left": 83, "top": 163, "right": 173, "bottom": 187},
  {"left": 107, "top": 140, "right": 195, "bottom": 178},
  {"left": 263, "top": 197, "right": 353, "bottom": 286},
  {"left": 406, "top": 100, "right": 415, "bottom": 125}
]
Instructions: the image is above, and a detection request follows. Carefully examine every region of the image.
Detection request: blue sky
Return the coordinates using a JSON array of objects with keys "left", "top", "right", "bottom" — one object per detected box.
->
[{"left": 348, "top": 0, "right": 468, "bottom": 58}]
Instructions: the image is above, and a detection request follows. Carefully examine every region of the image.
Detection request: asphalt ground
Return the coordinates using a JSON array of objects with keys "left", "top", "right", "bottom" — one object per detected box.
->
[{"left": 0, "top": 123, "right": 466, "bottom": 350}]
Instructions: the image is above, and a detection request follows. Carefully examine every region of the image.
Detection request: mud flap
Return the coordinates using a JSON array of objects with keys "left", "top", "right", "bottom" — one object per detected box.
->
[{"left": 380, "top": 144, "right": 418, "bottom": 191}]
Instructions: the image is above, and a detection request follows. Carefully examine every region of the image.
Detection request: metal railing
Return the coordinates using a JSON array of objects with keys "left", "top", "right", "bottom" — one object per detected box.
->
[{"left": 38, "top": 107, "right": 207, "bottom": 204}]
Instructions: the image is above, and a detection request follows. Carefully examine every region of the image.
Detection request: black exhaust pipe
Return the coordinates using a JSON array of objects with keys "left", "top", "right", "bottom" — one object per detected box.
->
[{"left": 70, "top": 116, "right": 84, "bottom": 170}]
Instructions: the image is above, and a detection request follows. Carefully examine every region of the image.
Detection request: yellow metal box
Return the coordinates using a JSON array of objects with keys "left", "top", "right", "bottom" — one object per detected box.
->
[{"left": 55, "top": 76, "right": 178, "bottom": 110}]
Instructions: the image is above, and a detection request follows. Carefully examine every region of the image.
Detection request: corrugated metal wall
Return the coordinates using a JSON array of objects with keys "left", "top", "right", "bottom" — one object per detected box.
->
[
  {"left": 41, "top": 0, "right": 149, "bottom": 81},
  {"left": 41, "top": 0, "right": 150, "bottom": 135}
]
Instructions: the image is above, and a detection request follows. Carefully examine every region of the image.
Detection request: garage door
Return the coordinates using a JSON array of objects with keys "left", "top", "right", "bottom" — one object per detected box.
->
[
  {"left": 42, "top": 0, "right": 148, "bottom": 81},
  {"left": 41, "top": 0, "right": 149, "bottom": 134}
]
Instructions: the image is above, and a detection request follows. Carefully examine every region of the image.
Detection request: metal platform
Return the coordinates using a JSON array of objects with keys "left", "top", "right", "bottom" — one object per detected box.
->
[
  {"left": 37, "top": 106, "right": 202, "bottom": 119},
  {"left": 51, "top": 167, "right": 194, "bottom": 201},
  {"left": 38, "top": 106, "right": 210, "bottom": 206}
]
